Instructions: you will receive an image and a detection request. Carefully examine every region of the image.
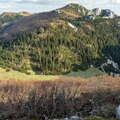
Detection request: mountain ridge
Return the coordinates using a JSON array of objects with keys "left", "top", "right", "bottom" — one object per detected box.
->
[
  {"left": 0, "top": 11, "right": 32, "bottom": 30},
  {"left": 1, "top": 12, "right": 31, "bottom": 17},
  {"left": 0, "top": 3, "right": 118, "bottom": 40},
  {"left": 56, "top": 3, "right": 117, "bottom": 19}
]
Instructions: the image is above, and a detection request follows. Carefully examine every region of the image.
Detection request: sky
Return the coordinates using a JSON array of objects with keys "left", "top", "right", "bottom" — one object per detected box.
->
[{"left": 0, "top": 0, "right": 120, "bottom": 15}]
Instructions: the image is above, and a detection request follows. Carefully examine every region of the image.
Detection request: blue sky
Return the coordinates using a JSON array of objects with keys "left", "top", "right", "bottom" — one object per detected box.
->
[{"left": 0, "top": 0, "right": 120, "bottom": 15}]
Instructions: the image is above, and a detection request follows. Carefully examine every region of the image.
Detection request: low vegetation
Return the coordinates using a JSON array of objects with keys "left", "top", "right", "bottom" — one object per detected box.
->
[
  {"left": 67, "top": 67, "right": 105, "bottom": 78},
  {"left": 0, "top": 75, "right": 120, "bottom": 119},
  {"left": 86, "top": 118, "right": 117, "bottom": 120},
  {"left": 0, "top": 67, "right": 58, "bottom": 81},
  {"left": 0, "top": 67, "right": 104, "bottom": 81}
]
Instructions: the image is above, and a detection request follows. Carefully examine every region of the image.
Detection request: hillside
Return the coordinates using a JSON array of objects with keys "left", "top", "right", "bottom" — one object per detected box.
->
[
  {"left": 0, "top": 11, "right": 58, "bottom": 39},
  {"left": 0, "top": 12, "right": 31, "bottom": 27},
  {"left": 0, "top": 3, "right": 120, "bottom": 75}
]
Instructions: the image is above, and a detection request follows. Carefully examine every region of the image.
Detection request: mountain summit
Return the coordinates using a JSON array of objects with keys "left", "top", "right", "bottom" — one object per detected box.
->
[
  {"left": 56, "top": 3, "right": 117, "bottom": 19},
  {"left": 56, "top": 3, "right": 89, "bottom": 18}
]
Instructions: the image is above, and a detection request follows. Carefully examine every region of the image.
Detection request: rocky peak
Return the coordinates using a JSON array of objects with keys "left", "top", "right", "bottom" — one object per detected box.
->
[
  {"left": 64, "top": 3, "right": 88, "bottom": 12},
  {"left": 90, "top": 8, "right": 102, "bottom": 16},
  {"left": 87, "top": 8, "right": 117, "bottom": 19},
  {"left": 59, "top": 3, "right": 117, "bottom": 19},
  {"left": 67, "top": 3, "right": 80, "bottom": 7},
  {"left": 58, "top": 3, "right": 89, "bottom": 18},
  {"left": 101, "top": 9, "right": 116, "bottom": 18}
]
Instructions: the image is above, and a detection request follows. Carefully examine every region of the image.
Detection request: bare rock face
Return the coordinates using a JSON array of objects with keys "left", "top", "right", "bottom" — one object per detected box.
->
[
  {"left": 89, "top": 8, "right": 102, "bottom": 16},
  {"left": 87, "top": 8, "right": 116, "bottom": 19},
  {"left": 101, "top": 9, "right": 116, "bottom": 18}
]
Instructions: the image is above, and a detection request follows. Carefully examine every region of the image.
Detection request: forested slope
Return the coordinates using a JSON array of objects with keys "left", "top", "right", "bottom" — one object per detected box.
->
[{"left": 0, "top": 4, "right": 120, "bottom": 75}]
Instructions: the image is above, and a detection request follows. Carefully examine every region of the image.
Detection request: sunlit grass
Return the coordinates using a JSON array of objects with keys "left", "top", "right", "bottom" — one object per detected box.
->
[
  {"left": 85, "top": 118, "right": 117, "bottom": 120},
  {"left": 0, "top": 67, "right": 58, "bottom": 81},
  {"left": 67, "top": 67, "right": 105, "bottom": 78},
  {"left": 0, "top": 67, "right": 105, "bottom": 81}
]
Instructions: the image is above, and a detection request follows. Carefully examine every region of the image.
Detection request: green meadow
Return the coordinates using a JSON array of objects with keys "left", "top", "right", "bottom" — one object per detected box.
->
[
  {"left": 0, "top": 67, "right": 105, "bottom": 81},
  {"left": 0, "top": 67, "right": 58, "bottom": 81}
]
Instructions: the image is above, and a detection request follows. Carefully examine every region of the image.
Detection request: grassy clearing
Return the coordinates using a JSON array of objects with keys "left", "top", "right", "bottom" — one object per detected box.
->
[
  {"left": 0, "top": 67, "right": 105, "bottom": 81},
  {"left": 85, "top": 118, "right": 117, "bottom": 120},
  {"left": 0, "top": 67, "right": 58, "bottom": 81},
  {"left": 66, "top": 67, "right": 105, "bottom": 78}
]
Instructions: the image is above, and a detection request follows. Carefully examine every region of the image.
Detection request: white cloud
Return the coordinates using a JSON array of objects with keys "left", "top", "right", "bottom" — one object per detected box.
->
[
  {"left": 10, "top": 0, "right": 75, "bottom": 3},
  {"left": 0, "top": 4, "right": 11, "bottom": 9},
  {"left": 79, "top": 0, "right": 120, "bottom": 5},
  {"left": 12, "top": 0, "right": 40, "bottom": 2},
  {"left": 111, "top": 0, "right": 120, "bottom": 3},
  {"left": 1, "top": 0, "right": 120, "bottom": 4}
]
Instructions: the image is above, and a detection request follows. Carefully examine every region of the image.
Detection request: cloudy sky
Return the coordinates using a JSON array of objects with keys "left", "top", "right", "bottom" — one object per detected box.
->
[{"left": 0, "top": 0, "right": 120, "bottom": 15}]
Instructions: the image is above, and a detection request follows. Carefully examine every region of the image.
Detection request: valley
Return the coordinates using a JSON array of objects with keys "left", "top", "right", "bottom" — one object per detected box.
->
[{"left": 0, "top": 2, "right": 120, "bottom": 120}]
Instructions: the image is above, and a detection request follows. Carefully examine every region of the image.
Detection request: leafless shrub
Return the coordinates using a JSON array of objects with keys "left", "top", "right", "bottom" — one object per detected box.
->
[{"left": 0, "top": 76, "right": 120, "bottom": 119}]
